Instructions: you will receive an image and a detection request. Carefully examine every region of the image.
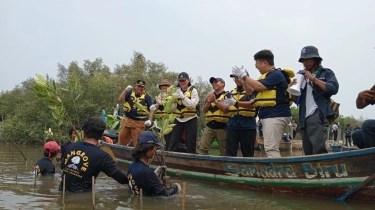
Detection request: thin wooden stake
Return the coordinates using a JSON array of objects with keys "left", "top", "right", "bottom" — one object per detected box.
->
[
  {"left": 62, "top": 175, "right": 66, "bottom": 205},
  {"left": 140, "top": 188, "right": 143, "bottom": 210},
  {"left": 34, "top": 169, "right": 37, "bottom": 186},
  {"left": 182, "top": 182, "right": 186, "bottom": 207},
  {"left": 15, "top": 165, "right": 18, "bottom": 181},
  {"left": 92, "top": 176, "right": 95, "bottom": 209}
]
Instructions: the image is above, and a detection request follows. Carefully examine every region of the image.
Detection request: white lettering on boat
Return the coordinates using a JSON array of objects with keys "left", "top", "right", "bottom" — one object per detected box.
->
[{"left": 224, "top": 163, "right": 348, "bottom": 179}]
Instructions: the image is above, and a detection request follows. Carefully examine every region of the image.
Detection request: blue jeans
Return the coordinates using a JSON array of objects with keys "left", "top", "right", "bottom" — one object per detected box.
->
[{"left": 352, "top": 119, "right": 375, "bottom": 149}]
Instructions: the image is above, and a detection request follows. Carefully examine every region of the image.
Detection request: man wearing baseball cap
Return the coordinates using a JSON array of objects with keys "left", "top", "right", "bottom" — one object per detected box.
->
[
  {"left": 34, "top": 141, "right": 60, "bottom": 176},
  {"left": 197, "top": 77, "right": 230, "bottom": 156},
  {"left": 127, "top": 131, "right": 181, "bottom": 196},
  {"left": 290, "top": 46, "right": 339, "bottom": 155},
  {"left": 118, "top": 79, "right": 154, "bottom": 147}
]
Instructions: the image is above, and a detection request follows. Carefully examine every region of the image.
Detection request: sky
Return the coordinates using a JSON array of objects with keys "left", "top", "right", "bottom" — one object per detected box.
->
[{"left": 1, "top": 0, "right": 375, "bottom": 119}]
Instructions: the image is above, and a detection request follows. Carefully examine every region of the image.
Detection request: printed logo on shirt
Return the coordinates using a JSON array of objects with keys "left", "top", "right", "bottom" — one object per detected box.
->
[
  {"left": 127, "top": 174, "right": 140, "bottom": 195},
  {"left": 34, "top": 165, "right": 41, "bottom": 175},
  {"left": 63, "top": 150, "right": 89, "bottom": 178}
]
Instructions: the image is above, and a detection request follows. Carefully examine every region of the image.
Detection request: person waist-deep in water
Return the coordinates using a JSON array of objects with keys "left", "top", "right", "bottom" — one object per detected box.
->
[
  {"left": 34, "top": 141, "right": 61, "bottom": 176},
  {"left": 127, "top": 131, "right": 181, "bottom": 196},
  {"left": 59, "top": 117, "right": 128, "bottom": 193}
]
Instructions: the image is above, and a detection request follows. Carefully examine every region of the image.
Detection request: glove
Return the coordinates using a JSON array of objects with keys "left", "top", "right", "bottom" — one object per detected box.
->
[
  {"left": 174, "top": 183, "right": 182, "bottom": 193},
  {"left": 144, "top": 120, "right": 152, "bottom": 126},
  {"left": 154, "top": 165, "right": 167, "bottom": 176},
  {"left": 176, "top": 89, "right": 185, "bottom": 99},
  {"left": 223, "top": 97, "right": 237, "bottom": 107},
  {"left": 232, "top": 65, "right": 248, "bottom": 79},
  {"left": 150, "top": 104, "right": 157, "bottom": 112},
  {"left": 125, "top": 85, "right": 133, "bottom": 91}
]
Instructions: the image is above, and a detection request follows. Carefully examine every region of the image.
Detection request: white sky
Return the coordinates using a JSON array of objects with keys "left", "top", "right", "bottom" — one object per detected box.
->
[{"left": 1, "top": 0, "right": 375, "bottom": 118}]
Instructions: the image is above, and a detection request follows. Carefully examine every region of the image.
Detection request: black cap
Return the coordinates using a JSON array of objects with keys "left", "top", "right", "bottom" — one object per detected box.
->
[
  {"left": 298, "top": 46, "right": 323, "bottom": 62},
  {"left": 136, "top": 80, "right": 146, "bottom": 86},
  {"left": 178, "top": 72, "right": 189, "bottom": 80},
  {"left": 209, "top": 77, "right": 225, "bottom": 85}
]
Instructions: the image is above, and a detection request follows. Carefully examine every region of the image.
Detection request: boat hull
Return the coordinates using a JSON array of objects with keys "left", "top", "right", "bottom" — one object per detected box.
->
[{"left": 101, "top": 143, "right": 375, "bottom": 201}]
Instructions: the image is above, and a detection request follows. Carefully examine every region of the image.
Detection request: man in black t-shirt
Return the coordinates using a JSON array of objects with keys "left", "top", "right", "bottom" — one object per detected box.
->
[
  {"left": 127, "top": 131, "right": 181, "bottom": 196},
  {"left": 34, "top": 141, "right": 60, "bottom": 176},
  {"left": 59, "top": 117, "right": 128, "bottom": 193}
]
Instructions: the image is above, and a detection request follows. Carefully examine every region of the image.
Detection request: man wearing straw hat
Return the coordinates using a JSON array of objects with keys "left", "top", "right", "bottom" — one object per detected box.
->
[
  {"left": 290, "top": 46, "right": 339, "bottom": 155},
  {"left": 150, "top": 79, "right": 172, "bottom": 147}
]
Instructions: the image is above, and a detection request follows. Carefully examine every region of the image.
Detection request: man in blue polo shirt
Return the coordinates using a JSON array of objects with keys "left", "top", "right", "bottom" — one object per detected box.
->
[
  {"left": 232, "top": 50, "right": 292, "bottom": 158},
  {"left": 118, "top": 80, "right": 154, "bottom": 147}
]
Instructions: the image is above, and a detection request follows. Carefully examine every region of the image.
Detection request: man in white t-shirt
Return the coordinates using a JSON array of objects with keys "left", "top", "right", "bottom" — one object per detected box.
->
[{"left": 332, "top": 123, "right": 338, "bottom": 141}]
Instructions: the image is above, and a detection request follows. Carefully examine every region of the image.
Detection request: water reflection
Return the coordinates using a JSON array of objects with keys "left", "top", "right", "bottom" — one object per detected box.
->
[{"left": 0, "top": 144, "right": 374, "bottom": 210}]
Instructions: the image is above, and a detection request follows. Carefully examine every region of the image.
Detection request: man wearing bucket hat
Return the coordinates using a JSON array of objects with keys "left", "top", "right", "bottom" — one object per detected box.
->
[
  {"left": 290, "top": 46, "right": 339, "bottom": 155},
  {"left": 118, "top": 80, "right": 154, "bottom": 147},
  {"left": 150, "top": 79, "right": 172, "bottom": 147},
  {"left": 34, "top": 141, "right": 60, "bottom": 176},
  {"left": 197, "top": 77, "right": 229, "bottom": 156}
]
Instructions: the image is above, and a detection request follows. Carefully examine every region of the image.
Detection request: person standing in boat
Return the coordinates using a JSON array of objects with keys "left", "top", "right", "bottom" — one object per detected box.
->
[
  {"left": 197, "top": 77, "right": 229, "bottom": 156},
  {"left": 344, "top": 124, "right": 353, "bottom": 146},
  {"left": 127, "top": 131, "right": 181, "bottom": 196},
  {"left": 352, "top": 87, "right": 375, "bottom": 148},
  {"left": 150, "top": 79, "right": 172, "bottom": 148},
  {"left": 59, "top": 117, "right": 128, "bottom": 193},
  {"left": 118, "top": 80, "right": 154, "bottom": 147},
  {"left": 222, "top": 72, "right": 257, "bottom": 157},
  {"left": 231, "top": 50, "right": 293, "bottom": 158},
  {"left": 290, "top": 46, "right": 339, "bottom": 155},
  {"left": 332, "top": 122, "right": 338, "bottom": 141},
  {"left": 169, "top": 72, "right": 200, "bottom": 153}
]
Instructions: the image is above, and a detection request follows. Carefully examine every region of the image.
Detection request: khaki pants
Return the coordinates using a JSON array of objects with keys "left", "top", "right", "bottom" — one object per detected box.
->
[
  {"left": 118, "top": 117, "right": 146, "bottom": 147},
  {"left": 197, "top": 127, "right": 227, "bottom": 156},
  {"left": 262, "top": 117, "right": 291, "bottom": 158}
]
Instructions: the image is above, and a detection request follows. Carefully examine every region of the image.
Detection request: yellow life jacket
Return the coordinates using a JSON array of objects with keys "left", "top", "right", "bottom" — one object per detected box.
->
[
  {"left": 254, "top": 68, "right": 295, "bottom": 107},
  {"left": 173, "top": 86, "right": 198, "bottom": 118},
  {"left": 228, "top": 88, "right": 256, "bottom": 117},
  {"left": 154, "top": 93, "right": 172, "bottom": 119},
  {"left": 206, "top": 91, "right": 231, "bottom": 123},
  {"left": 123, "top": 91, "right": 149, "bottom": 116}
]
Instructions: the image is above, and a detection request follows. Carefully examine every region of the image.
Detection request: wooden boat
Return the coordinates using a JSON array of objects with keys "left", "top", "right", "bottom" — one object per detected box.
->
[
  {"left": 100, "top": 142, "right": 375, "bottom": 201},
  {"left": 330, "top": 145, "right": 359, "bottom": 153}
]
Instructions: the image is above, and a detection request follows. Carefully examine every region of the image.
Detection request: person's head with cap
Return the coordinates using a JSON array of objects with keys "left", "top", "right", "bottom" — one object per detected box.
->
[
  {"left": 298, "top": 46, "right": 323, "bottom": 71},
  {"left": 132, "top": 131, "right": 164, "bottom": 161},
  {"left": 135, "top": 79, "right": 146, "bottom": 95},
  {"left": 254, "top": 49, "right": 275, "bottom": 74},
  {"left": 81, "top": 117, "right": 106, "bottom": 143},
  {"left": 43, "top": 141, "right": 60, "bottom": 158},
  {"left": 209, "top": 77, "right": 225, "bottom": 92},
  {"left": 177, "top": 72, "right": 192, "bottom": 91},
  {"left": 158, "top": 79, "right": 172, "bottom": 92}
]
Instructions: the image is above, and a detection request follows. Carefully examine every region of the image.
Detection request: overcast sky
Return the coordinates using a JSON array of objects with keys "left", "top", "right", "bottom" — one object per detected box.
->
[{"left": 1, "top": 0, "right": 375, "bottom": 119}]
